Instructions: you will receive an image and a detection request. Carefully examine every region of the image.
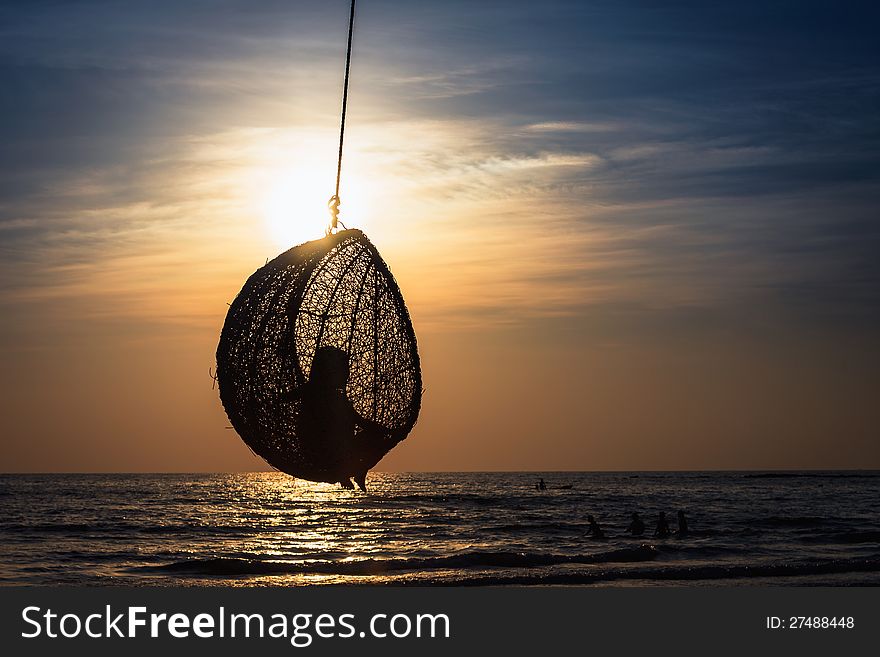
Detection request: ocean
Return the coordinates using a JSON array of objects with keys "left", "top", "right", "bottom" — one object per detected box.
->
[{"left": 1, "top": 472, "right": 878, "bottom": 586}]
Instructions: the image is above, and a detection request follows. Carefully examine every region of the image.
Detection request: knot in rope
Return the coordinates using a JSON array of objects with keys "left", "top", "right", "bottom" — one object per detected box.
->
[{"left": 327, "top": 195, "right": 341, "bottom": 235}]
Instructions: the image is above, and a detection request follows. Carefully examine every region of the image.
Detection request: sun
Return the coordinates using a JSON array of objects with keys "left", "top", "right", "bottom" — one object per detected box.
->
[
  {"left": 258, "top": 159, "right": 372, "bottom": 251},
  {"left": 260, "top": 163, "right": 331, "bottom": 249}
]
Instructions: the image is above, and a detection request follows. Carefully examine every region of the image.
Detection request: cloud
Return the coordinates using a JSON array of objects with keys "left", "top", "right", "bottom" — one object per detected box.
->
[
  {"left": 1, "top": 0, "right": 878, "bottom": 346},
  {"left": 524, "top": 121, "right": 618, "bottom": 133}
]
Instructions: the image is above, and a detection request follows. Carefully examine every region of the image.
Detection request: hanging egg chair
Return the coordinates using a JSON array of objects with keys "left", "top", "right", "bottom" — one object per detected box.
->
[
  {"left": 215, "top": 0, "right": 421, "bottom": 488},
  {"left": 216, "top": 229, "right": 421, "bottom": 485}
]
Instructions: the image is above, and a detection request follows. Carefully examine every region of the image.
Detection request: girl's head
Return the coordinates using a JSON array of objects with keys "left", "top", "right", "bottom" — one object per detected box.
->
[{"left": 310, "top": 346, "right": 350, "bottom": 390}]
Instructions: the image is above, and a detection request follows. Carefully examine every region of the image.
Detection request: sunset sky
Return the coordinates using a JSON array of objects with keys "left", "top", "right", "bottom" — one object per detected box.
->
[{"left": 1, "top": 0, "right": 878, "bottom": 472}]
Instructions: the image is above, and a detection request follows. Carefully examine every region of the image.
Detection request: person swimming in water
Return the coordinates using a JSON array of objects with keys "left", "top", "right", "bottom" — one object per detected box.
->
[
  {"left": 625, "top": 512, "right": 645, "bottom": 536},
  {"left": 676, "top": 510, "right": 689, "bottom": 537},
  {"left": 586, "top": 514, "right": 605, "bottom": 539},
  {"left": 654, "top": 511, "right": 671, "bottom": 538},
  {"left": 298, "top": 346, "right": 385, "bottom": 491},
  {"left": 537, "top": 477, "right": 547, "bottom": 491}
]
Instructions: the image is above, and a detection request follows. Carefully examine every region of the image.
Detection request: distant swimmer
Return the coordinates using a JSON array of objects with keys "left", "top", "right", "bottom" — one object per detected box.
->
[
  {"left": 625, "top": 512, "right": 645, "bottom": 536},
  {"left": 654, "top": 511, "right": 671, "bottom": 538},
  {"left": 537, "top": 478, "right": 547, "bottom": 491},
  {"left": 677, "top": 510, "right": 689, "bottom": 537},
  {"left": 586, "top": 514, "right": 605, "bottom": 539}
]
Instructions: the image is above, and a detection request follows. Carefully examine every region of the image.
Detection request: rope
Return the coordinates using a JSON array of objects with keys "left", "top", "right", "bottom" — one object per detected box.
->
[{"left": 328, "top": 0, "right": 356, "bottom": 234}]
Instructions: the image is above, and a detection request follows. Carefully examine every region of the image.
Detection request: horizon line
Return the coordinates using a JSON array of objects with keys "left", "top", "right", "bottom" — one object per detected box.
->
[{"left": 2, "top": 468, "right": 878, "bottom": 476}]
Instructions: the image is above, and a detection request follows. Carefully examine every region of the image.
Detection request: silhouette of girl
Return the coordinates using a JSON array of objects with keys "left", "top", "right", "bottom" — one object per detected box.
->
[{"left": 299, "top": 346, "right": 384, "bottom": 491}]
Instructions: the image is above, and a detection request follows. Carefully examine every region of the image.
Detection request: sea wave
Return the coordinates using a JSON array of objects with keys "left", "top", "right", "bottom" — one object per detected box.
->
[
  {"left": 131, "top": 546, "right": 659, "bottom": 576},
  {"left": 750, "top": 516, "right": 826, "bottom": 528},
  {"left": 129, "top": 553, "right": 880, "bottom": 585},
  {"left": 1, "top": 522, "right": 321, "bottom": 536},
  {"left": 802, "top": 530, "right": 880, "bottom": 545},
  {"left": 417, "top": 556, "right": 880, "bottom": 586},
  {"left": 487, "top": 521, "right": 589, "bottom": 533}
]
